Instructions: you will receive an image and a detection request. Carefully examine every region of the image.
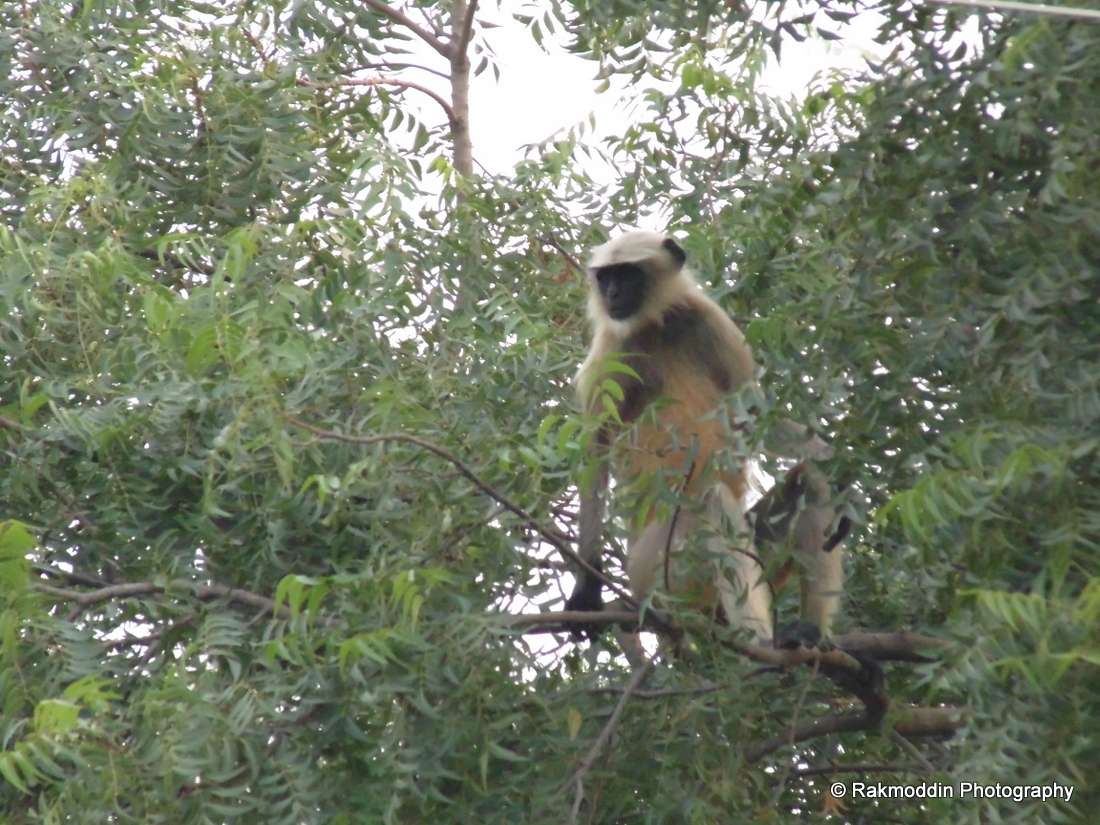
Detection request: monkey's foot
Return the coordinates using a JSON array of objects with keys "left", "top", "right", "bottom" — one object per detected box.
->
[{"left": 775, "top": 621, "right": 824, "bottom": 650}]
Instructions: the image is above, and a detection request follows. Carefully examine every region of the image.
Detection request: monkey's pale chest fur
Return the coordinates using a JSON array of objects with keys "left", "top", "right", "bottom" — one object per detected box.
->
[{"left": 597, "top": 302, "right": 754, "bottom": 505}]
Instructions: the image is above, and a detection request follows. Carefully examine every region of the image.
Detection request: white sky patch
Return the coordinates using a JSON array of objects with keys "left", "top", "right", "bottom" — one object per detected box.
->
[
  {"left": 468, "top": 27, "right": 620, "bottom": 175},
  {"left": 467, "top": 4, "right": 894, "bottom": 175}
]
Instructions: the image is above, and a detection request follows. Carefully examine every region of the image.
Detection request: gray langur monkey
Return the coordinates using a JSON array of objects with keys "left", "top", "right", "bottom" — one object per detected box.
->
[{"left": 565, "top": 229, "right": 845, "bottom": 645}]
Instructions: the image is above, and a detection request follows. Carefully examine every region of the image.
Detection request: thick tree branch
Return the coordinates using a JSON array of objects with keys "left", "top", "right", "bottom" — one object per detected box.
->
[
  {"left": 447, "top": 0, "right": 474, "bottom": 176},
  {"left": 453, "top": 0, "right": 479, "bottom": 58},
  {"left": 745, "top": 706, "right": 968, "bottom": 763},
  {"left": 832, "top": 630, "right": 955, "bottom": 661},
  {"left": 511, "top": 611, "right": 950, "bottom": 664},
  {"left": 360, "top": 0, "right": 451, "bottom": 57}
]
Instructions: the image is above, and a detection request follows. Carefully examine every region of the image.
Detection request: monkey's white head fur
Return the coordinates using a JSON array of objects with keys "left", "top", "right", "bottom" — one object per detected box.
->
[
  {"left": 586, "top": 230, "right": 702, "bottom": 336},
  {"left": 586, "top": 230, "right": 674, "bottom": 270}
]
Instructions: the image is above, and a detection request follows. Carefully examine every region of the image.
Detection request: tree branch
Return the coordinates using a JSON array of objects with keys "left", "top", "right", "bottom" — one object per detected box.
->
[
  {"left": 832, "top": 630, "right": 955, "bottom": 661},
  {"left": 446, "top": 0, "right": 474, "bottom": 176},
  {"left": 287, "top": 416, "right": 564, "bottom": 542},
  {"left": 299, "top": 77, "right": 457, "bottom": 131},
  {"left": 562, "top": 658, "right": 655, "bottom": 824},
  {"left": 285, "top": 416, "right": 639, "bottom": 609},
  {"left": 926, "top": 0, "right": 1100, "bottom": 22},
  {"left": 35, "top": 580, "right": 300, "bottom": 623},
  {"left": 744, "top": 706, "right": 968, "bottom": 763},
  {"left": 542, "top": 234, "right": 586, "bottom": 276},
  {"left": 511, "top": 613, "right": 949, "bottom": 667},
  {"left": 770, "top": 657, "right": 821, "bottom": 807},
  {"left": 453, "top": 0, "right": 479, "bottom": 58},
  {"left": 360, "top": 0, "right": 451, "bottom": 57},
  {"left": 890, "top": 730, "right": 937, "bottom": 774},
  {"left": 33, "top": 563, "right": 109, "bottom": 588},
  {"left": 506, "top": 608, "right": 675, "bottom": 636}
]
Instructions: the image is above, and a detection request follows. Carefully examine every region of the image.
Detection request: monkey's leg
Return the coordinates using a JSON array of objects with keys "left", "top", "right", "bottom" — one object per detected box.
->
[
  {"left": 705, "top": 485, "right": 773, "bottom": 644},
  {"left": 791, "top": 467, "right": 846, "bottom": 637},
  {"left": 625, "top": 517, "right": 688, "bottom": 601}
]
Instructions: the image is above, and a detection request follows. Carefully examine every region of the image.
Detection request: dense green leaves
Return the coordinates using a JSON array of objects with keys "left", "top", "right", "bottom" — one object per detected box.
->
[{"left": 1, "top": 0, "right": 1098, "bottom": 823}]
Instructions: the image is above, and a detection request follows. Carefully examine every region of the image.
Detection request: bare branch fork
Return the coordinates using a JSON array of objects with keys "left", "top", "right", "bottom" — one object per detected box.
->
[
  {"left": 348, "top": 0, "right": 479, "bottom": 176},
  {"left": 360, "top": 0, "right": 451, "bottom": 57}
]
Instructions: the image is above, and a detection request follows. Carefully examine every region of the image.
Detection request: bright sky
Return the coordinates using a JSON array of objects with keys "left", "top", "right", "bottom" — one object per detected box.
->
[{"left": 468, "top": 5, "right": 891, "bottom": 175}]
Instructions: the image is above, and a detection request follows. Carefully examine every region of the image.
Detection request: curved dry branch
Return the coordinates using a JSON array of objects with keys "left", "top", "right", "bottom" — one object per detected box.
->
[
  {"left": 745, "top": 706, "right": 968, "bottom": 763},
  {"left": 285, "top": 415, "right": 638, "bottom": 609},
  {"left": 299, "top": 77, "right": 457, "bottom": 130},
  {"left": 35, "top": 579, "right": 301, "bottom": 623},
  {"left": 360, "top": 0, "right": 451, "bottom": 56}
]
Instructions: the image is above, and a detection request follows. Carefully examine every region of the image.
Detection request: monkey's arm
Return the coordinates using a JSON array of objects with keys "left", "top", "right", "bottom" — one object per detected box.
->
[
  {"left": 564, "top": 431, "right": 609, "bottom": 638},
  {"left": 703, "top": 309, "right": 755, "bottom": 392}
]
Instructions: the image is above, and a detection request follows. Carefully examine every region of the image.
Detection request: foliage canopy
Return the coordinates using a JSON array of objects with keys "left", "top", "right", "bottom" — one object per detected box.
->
[{"left": 1, "top": 0, "right": 1098, "bottom": 822}]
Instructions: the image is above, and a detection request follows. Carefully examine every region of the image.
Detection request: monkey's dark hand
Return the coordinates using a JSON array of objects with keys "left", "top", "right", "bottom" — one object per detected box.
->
[
  {"left": 775, "top": 621, "right": 824, "bottom": 650},
  {"left": 564, "top": 570, "right": 604, "bottom": 641}
]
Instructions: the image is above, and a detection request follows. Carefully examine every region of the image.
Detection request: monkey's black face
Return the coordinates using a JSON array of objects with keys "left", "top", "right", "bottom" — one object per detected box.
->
[{"left": 595, "top": 263, "right": 648, "bottom": 320}]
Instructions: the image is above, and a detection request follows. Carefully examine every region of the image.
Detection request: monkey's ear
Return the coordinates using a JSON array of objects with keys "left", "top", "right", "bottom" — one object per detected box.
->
[{"left": 662, "top": 237, "right": 687, "bottom": 268}]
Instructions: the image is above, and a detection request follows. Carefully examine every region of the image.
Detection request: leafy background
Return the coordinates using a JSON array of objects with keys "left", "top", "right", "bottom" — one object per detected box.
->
[{"left": 1, "top": 0, "right": 1098, "bottom": 822}]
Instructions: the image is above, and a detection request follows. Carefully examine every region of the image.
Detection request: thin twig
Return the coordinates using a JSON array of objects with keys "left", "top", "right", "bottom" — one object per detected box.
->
[
  {"left": 542, "top": 235, "right": 586, "bottom": 274},
  {"left": 562, "top": 658, "right": 655, "bottom": 824},
  {"left": 360, "top": 60, "right": 451, "bottom": 79},
  {"left": 33, "top": 564, "right": 109, "bottom": 588},
  {"left": 770, "top": 658, "right": 821, "bottom": 806},
  {"left": 286, "top": 416, "right": 565, "bottom": 543},
  {"left": 299, "top": 77, "right": 457, "bottom": 129},
  {"left": 284, "top": 416, "right": 637, "bottom": 608},
  {"left": 890, "top": 730, "right": 937, "bottom": 775},
  {"left": 926, "top": 0, "right": 1100, "bottom": 20},
  {"left": 506, "top": 609, "right": 669, "bottom": 636},
  {"left": 793, "top": 762, "right": 923, "bottom": 778},
  {"left": 588, "top": 682, "right": 728, "bottom": 699}
]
